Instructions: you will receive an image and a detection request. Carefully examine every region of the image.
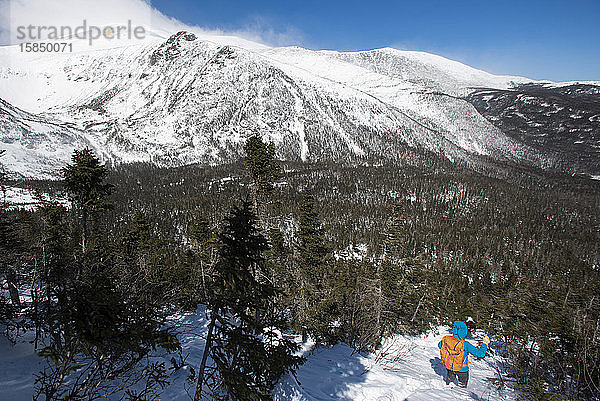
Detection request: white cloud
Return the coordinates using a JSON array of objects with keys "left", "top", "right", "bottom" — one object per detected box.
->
[
  {"left": 228, "top": 15, "right": 305, "bottom": 47},
  {"left": 0, "top": 0, "right": 304, "bottom": 49},
  {"left": 1, "top": 0, "right": 181, "bottom": 44}
]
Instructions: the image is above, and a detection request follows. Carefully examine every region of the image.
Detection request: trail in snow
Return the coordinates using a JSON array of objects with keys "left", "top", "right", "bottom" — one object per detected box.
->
[
  {"left": 274, "top": 328, "right": 515, "bottom": 401},
  {"left": 0, "top": 307, "right": 515, "bottom": 400}
]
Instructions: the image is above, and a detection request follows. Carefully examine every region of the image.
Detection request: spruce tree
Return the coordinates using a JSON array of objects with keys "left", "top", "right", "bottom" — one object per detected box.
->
[
  {"left": 295, "top": 186, "right": 337, "bottom": 343},
  {"left": 383, "top": 200, "right": 438, "bottom": 333},
  {"left": 30, "top": 202, "right": 73, "bottom": 346},
  {"left": 34, "top": 154, "right": 178, "bottom": 400},
  {"left": 187, "top": 213, "right": 217, "bottom": 305},
  {"left": 243, "top": 135, "right": 280, "bottom": 200},
  {"left": 298, "top": 187, "right": 329, "bottom": 281},
  {"left": 62, "top": 148, "right": 113, "bottom": 253},
  {"left": 195, "top": 201, "right": 302, "bottom": 400},
  {"left": 0, "top": 150, "right": 22, "bottom": 323}
]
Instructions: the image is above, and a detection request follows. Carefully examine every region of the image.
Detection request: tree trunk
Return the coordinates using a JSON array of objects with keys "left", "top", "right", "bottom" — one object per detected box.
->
[
  {"left": 81, "top": 206, "right": 88, "bottom": 253},
  {"left": 200, "top": 260, "right": 207, "bottom": 301},
  {"left": 411, "top": 293, "right": 426, "bottom": 322},
  {"left": 194, "top": 311, "right": 216, "bottom": 401},
  {"left": 6, "top": 270, "right": 21, "bottom": 309},
  {"left": 374, "top": 265, "right": 383, "bottom": 340}
]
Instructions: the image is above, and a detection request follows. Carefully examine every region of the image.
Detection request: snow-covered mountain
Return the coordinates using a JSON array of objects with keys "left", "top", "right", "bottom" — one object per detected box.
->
[{"left": 0, "top": 29, "right": 593, "bottom": 178}]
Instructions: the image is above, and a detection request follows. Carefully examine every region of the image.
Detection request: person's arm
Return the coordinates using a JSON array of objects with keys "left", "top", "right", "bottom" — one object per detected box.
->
[{"left": 464, "top": 340, "right": 487, "bottom": 358}]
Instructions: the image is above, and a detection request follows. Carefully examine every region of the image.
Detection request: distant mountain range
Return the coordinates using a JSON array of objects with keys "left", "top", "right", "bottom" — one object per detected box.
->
[{"left": 1, "top": 30, "right": 598, "bottom": 178}]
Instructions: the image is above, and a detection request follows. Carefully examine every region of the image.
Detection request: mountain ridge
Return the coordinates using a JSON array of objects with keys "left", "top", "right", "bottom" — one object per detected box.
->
[{"left": 0, "top": 30, "right": 597, "bottom": 178}]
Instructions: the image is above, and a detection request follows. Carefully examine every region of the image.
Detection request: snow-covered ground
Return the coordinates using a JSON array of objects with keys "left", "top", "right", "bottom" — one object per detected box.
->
[
  {"left": 1, "top": 186, "right": 68, "bottom": 210},
  {"left": 0, "top": 306, "right": 515, "bottom": 400},
  {"left": 2, "top": 186, "right": 38, "bottom": 208},
  {"left": 0, "top": 328, "right": 44, "bottom": 401},
  {"left": 274, "top": 329, "right": 514, "bottom": 401}
]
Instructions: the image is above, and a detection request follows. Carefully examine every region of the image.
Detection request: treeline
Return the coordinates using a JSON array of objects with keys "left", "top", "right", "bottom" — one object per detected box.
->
[{"left": 2, "top": 139, "right": 600, "bottom": 400}]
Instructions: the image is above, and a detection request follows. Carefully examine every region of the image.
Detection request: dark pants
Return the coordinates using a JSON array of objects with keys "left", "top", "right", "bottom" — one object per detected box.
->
[{"left": 445, "top": 369, "right": 469, "bottom": 387}]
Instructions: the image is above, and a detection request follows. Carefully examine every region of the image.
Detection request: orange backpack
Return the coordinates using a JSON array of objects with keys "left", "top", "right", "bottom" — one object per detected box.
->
[{"left": 440, "top": 335, "right": 468, "bottom": 371}]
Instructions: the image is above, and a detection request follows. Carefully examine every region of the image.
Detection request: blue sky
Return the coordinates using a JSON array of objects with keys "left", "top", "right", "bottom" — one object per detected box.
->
[{"left": 150, "top": 0, "right": 599, "bottom": 81}]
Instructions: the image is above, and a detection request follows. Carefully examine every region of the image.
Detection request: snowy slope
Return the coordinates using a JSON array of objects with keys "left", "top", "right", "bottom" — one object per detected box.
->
[
  {"left": 274, "top": 329, "right": 514, "bottom": 401},
  {"left": 0, "top": 334, "right": 44, "bottom": 401},
  {"left": 0, "top": 29, "right": 545, "bottom": 177},
  {"left": 0, "top": 306, "right": 515, "bottom": 401},
  {"left": 263, "top": 46, "right": 532, "bottom": 97},
  {"left": 0, "top": 98, "right": 99, "bottom": 178},
  {"left": 1, "top": 185, "right": 69, "bottom": 209}
]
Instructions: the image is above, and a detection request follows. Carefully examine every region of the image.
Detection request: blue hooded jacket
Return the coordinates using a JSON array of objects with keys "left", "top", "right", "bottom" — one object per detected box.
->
[{"left": 438, "top": 320, "right": 487, "bottom": 372}]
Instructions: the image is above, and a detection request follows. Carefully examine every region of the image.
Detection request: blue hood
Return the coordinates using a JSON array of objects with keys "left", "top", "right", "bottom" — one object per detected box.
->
[{"left": 452, "top": 320, "right": 468, "bottom": 339}]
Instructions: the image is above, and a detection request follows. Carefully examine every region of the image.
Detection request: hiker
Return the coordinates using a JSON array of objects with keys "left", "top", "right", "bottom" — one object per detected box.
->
[{"left": 438, "top": 320, "right": 490, "bottom": 387}]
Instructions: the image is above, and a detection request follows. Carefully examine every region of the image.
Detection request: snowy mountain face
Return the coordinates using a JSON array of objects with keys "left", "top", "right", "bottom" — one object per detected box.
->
[
  {"left": 0, "top": 30, "right": 595, "bottom": 178},
  {"left": 0, "top": 98, "right": 93, "bottom": 178}
]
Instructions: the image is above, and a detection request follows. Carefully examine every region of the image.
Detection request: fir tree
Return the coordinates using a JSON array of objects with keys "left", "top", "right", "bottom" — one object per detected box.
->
[
  {"left": 187, "top": 212, "right": 217, "bottom": 305},
  {"left": 62, "top": 148, "right": 113, "bottom": 252},
  {"left": 195, "top": 201, "right": 302, "bottom": 400},
  {"left": 33, "top": 156, "right": 178, "bottom": 400},
  {"left": 243, "top": 135, "right": 280, "bottom": 200},
  {"left": 0, "top": 150, "right": 22, "bottom": 323},
  {"left": 243, "top": 135, "right": 281, "bottom": 225},
  {"left": 295, "top": 186, "right": 337, "bottom": 343},
  {"left": 30, "top": 202, "right": 73, "bottom": 347},
  {"left": 297, "top": 187, "right": 329, "bottom": 282},
  {"left": 382, "top": 200, "right": 438, "bottom": 333}
]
